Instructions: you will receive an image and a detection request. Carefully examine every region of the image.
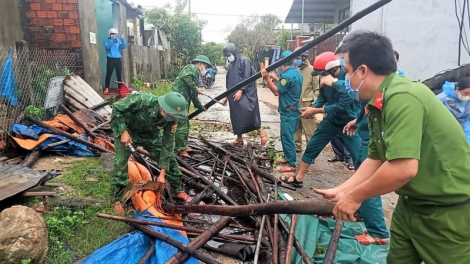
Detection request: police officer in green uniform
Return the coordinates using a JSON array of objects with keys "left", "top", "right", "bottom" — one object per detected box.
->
[
  {"left": 284, "top": 52, "right": 361, "bottom": 188},
  {"left": 261, "top": 51, "right": 302, "bottom": 173},
  {"left": 316, "top": 32, "right": 470, "bottom": 263},
  {"left": 110, "top": 92, "right": 194, "bottom": 213},
  {"left": 171, "top": 55, "right": 211, "bottom": 158}
]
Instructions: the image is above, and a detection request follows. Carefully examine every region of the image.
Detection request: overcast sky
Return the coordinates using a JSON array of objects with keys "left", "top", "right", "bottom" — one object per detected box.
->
[{"left": 133, "top": 0, "right": 294, "bottom": 43}]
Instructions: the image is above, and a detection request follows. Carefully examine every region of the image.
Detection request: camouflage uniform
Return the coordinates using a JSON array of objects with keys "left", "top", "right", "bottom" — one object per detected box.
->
[
  {"left": 110, "top": 93, "right": 183, "bottom": 200},
  {"left": 171, "top": 64, "right": 205, "bottom": 151}
]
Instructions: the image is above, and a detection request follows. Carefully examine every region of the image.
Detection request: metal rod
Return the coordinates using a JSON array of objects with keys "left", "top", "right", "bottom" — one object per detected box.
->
[
  {"left": 24, "top": 115, "right": 113, "bottom": 153},
  {"left": 136, "top": 239, "right": 154, "bottom": 264},
  {"left": 59, "top": 104, "right": 98, "bottom": 139},
  {"left": 322, "top": 220, "right": 344, "bottom": 264},
  {"left": 134, "top": 224, "right": 223, "bottom": 264},
  {"left": 273, "top": 183, "right": 279, "bottom": 264},
  {"left": 188, "top": 0, "right": 393, "bottom": 119},
  {"left": 254, "top": 193, "right": 270, "bottom": 264},
  {"left": 285, "top": 214, "right": 298, "bottom": 264}
]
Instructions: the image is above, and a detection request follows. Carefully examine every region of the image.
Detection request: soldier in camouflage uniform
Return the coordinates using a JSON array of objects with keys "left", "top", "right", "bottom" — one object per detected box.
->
[
  {"left": 110, "top": 91, "right": 194, "bottom": 213},
  {"left": 171, "top": 55, "right": 212, "bottom": 158}
]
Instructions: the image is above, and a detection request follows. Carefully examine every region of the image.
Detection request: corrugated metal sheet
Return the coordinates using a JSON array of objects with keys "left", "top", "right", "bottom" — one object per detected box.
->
[
  {"left": 64, "top": 75, "right": 112, "bottom": 121},
  {"left": 0, "top": 162, "right": 58, "bottom": 202},
  {"left": 422, "top": 64, "right": 470, "bottom": 95}
]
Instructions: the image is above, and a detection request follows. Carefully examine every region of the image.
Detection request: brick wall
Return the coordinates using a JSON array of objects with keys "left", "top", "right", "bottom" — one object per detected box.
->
[{"left": 24, "top": 0, "right": 83, "bottom": 76}]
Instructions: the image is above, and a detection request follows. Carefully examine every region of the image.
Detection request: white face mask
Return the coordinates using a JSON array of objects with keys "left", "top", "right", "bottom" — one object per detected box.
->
[
  {"left": 457, "top": 91, "right": 470, "bottom": 102},
  {"left": 227, "top": 54, "right": 235, "bottom": 62}
]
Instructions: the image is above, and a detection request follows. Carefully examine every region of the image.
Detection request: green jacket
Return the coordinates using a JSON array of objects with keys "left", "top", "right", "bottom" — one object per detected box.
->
[
  {"left": 110, "top": 92, "right": 177, "bottom": 170},
  {"left": 171, "top": 64, "right": 204, "bottom": 111}
]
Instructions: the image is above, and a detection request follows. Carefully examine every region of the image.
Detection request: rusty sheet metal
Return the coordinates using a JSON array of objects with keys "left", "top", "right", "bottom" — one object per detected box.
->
[
  {"left": 64, "top": 75, "right": 112, "bottom": 121},
  {"left": 0, "top": 161, "right": 58, "bottom": 202},
  {"left": 422, "top": 64, "right": 470, "bottom": 95}
]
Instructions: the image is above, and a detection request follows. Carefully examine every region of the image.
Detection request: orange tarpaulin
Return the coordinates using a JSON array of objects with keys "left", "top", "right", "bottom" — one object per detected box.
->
[{"left": 127, "top": 157, "right": 187, "bottom": 236}]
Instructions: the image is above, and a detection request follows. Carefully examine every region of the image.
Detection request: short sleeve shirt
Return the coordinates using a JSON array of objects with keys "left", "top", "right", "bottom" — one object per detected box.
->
[
  {"left": 277, "top": 66, "right": 302, "bottom": 117},
  {"left": 367, "top": 73, "right": 470, "bottom": 206}
]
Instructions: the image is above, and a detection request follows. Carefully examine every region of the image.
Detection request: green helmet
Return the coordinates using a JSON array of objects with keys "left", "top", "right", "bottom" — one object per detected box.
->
[
  {"left": 157, "top": 92, "right": 188, "bottom": 120},
  {"left": 192, "top": 55, "right": 212, "bottom": 67}
]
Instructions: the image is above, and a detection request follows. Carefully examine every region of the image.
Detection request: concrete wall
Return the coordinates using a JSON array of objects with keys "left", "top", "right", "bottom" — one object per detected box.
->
[
  {"left": 0, "top": 0, "right": 25, "bottom": 47},
  {"left": 351, "top": 0, "right": 470, "bottom": 81},
  {"left": 78, "top": 0, "right": 101, "bottom": 93}
]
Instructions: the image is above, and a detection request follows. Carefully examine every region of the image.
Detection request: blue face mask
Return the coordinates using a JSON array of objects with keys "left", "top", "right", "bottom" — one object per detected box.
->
[
  {"left": 345, "top": 67, "right": 364, "bottom": 101},
  {"left": 345, "top": 75, "right": 359, "bottom": 101},
  {"left": 295, "top": 59, "right": 302, "bottom": 67}
]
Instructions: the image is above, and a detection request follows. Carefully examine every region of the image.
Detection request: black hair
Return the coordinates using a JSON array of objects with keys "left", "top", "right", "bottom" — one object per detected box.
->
[
  {"left": 394, "top": 50, "right": 399, "bottom": 61},
  {"left": 456, "top": 77, "right": 470, "bottom": 90},
  {"left": 346, "top": 31, "right": 397, "bottom": 75}
]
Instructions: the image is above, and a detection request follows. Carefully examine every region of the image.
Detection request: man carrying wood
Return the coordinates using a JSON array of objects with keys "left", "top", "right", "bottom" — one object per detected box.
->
[
  {"left": 110, "top": 92, "right": 194, "bottom": 213},
  {"left": 171, "top": 55, "right": 211, "bottom": 158},
  {"left": 315, "top": 32, "right": 470, "bottom": 263}
]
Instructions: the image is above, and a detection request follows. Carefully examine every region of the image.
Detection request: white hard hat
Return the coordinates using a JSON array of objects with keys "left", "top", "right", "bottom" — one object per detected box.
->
[{"left": 108, "top": 28, "right": 118, "bottom": 35}]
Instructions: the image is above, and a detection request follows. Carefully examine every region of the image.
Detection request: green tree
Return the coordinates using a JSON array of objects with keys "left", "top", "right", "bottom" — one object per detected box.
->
[
  {"left": 200, "top": 42, "right": 224, "bottom": 65},
  {"left": 276, "top": 28, "right": 290, "bottom": 50},
  {"left": 145, "top": 0, "right": 206, "bottom": 78},
  {"left": 227, "top": 14, "right": 281, "bottom": 69}
]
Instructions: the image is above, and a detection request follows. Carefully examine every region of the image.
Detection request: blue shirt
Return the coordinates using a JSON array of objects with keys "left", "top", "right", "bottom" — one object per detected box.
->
[
  {"left": 277, "top": 66, "right": 302, "bottom": 117},
  {"left": 104, "top": 38, "right": 127, "bottom": 59},
  {"left": 314, "top": 63, "right": 360, "bottom": 125}
]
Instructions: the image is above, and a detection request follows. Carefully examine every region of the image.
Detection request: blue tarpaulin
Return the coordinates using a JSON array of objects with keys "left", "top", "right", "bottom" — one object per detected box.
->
[
  {"left": 82, "top": 211, "right": 199, "bottom": 264},
  {"left": 11, "top": 124, "right": 95, "bottom": 157},
  {"left": 0, "top": 47, "right": 18, "bottom": 107}
]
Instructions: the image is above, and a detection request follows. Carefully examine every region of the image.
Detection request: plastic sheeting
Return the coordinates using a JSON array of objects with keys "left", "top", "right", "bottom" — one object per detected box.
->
[
  {"left": 11, "top": 124, "right": 95, "bottom": 156},
  {"left": 0, "top": 47, "right": 18, "bottom": 107},
  {"left": 82, "top": 210, "right": 199, "bottom": 264},
  {"left": 279, "top": 191, "right": 389, "bottom": 264}
]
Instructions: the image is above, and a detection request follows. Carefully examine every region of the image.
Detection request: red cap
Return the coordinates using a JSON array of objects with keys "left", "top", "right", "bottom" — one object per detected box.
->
[{"left": 312, "top": 52, "right": 340, "bottom": 76}]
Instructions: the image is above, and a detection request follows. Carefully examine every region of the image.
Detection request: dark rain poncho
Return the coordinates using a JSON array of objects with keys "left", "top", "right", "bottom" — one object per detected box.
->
[{"left": 226, "top": 54, "right": 261, "bottom": 135}]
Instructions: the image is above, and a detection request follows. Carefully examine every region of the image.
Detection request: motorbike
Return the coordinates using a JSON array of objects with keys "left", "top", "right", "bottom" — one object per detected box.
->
[{"left": 199, "top": 66, "right": 218, "bottom": 88}]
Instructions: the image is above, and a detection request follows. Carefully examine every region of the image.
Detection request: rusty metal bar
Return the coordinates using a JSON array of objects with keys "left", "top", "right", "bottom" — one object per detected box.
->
[
  {"left": 322, "top": 220, "right": 344, "bottom": 264},
  {"left": 59, "top": 104, "right": 98, "bottom": 139}
]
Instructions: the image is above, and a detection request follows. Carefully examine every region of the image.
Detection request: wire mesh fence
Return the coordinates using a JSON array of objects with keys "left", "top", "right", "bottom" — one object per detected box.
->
[{"left": 0, "top": 45, "right": 79, "bottom": 146}]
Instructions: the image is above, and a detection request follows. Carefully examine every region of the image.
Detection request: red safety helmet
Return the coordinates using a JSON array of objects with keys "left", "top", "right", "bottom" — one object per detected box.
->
[{"left": 312, "top": 51, "right": 340, "bottom": 76}]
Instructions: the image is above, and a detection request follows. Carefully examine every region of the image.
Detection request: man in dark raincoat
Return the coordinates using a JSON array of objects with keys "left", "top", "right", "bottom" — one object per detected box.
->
[{"left": 222, "top": 43, "right": 267, "bottom": 146}]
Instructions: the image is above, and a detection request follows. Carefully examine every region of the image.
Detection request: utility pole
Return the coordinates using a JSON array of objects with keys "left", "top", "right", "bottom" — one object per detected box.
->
[
  {"left": 301, "top": 0, "right": 304, "bottom": 36},
  {"left": 188, "top": 0, "right": 191, "bottom": 16}
]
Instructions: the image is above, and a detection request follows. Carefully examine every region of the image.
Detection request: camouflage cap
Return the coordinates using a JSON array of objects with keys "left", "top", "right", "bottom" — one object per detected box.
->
[{"left": 157, "top": 92, "right": 188, "bottom": 120}]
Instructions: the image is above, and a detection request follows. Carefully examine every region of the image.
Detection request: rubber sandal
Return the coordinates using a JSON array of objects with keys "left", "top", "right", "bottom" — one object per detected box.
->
[
  {"left": 355, "top": 233, "right": 389, "bottom": 245},
  {"left": 104, "top": 88, "right": 109, "bottom": 95},
  {"left": 113, "top": 201, "right": 125, "bottom": 214},
  {"left": 260, "top": 134, "right": 267, "bottom": 146},
  {"left": 277, "top": 157, "right": 288, "bottom": 164},
  {"left": 280, "top": 175, "right": 303, "bottom": 188},
  {"left": 328, "top": 156, "right": 344, "bottom": 163},
  {"left": 186, "top": 146, "right": 193, "bottom": 152},
  {"left": 179, "top": 151, "right": 191, "bottom": 158},
  {"left": 348, "top": 162, "right": 355, "bottom": 170},
  {"left": 229, "top": 140, "right": 244, "bottom": 146}
]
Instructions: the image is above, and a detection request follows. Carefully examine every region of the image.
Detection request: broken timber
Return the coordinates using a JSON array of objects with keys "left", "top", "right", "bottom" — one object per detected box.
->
[{"left": 163, "top": 199, "right": 335, "bottom": 217}]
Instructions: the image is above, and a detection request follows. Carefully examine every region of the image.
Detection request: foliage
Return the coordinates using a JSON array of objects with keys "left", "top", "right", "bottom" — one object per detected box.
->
[
  {"left": 200, "top": 42, "right": 224, "bottom": 66},
  {"left": 43, "top": 158, "right": 130, "bottom": 264},
  {"left": 227, "top": 14, "right": 281, "bottom": 69},
  {"left": 276, "top": 28, "right": 291, "bottom": 50},
  {"left": 27, "top": 62, "right": 73, "bottom": 106},
  {"left": 25, "top": 105, "right": 45, "bottom": 120},
  {"left": 145, "top": 0, "right": 206, "bottom": 78},
  {"left": 21, "top": 260, "right": 31, "bottom": 264}
]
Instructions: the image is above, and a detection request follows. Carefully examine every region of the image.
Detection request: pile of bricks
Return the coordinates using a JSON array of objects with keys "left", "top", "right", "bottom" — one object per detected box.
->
[{"left": 25, "top": 0, "right": 81, "bottom": 50}]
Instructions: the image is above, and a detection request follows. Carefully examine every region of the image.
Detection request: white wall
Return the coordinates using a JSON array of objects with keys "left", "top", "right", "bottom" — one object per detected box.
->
[{"left": 350, "top": 0, "right": 470, "bottom": 81}]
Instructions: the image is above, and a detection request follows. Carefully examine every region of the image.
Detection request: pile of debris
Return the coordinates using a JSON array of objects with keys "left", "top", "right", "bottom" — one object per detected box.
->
[{"left": 92, "top": 136, "right": 336, "bottom": 264}]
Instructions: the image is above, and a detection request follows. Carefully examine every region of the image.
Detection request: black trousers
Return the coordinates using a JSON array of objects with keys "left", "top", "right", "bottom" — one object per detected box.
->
[{"left": 105, "top": 57, "right": 122, "bottom": 88}]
